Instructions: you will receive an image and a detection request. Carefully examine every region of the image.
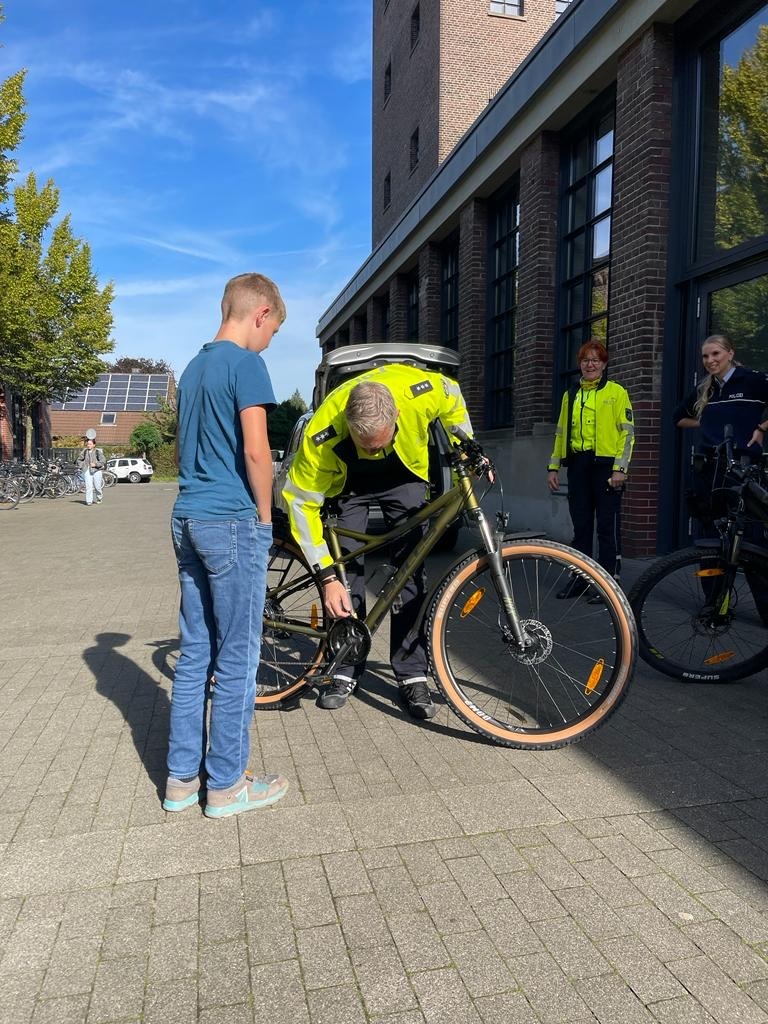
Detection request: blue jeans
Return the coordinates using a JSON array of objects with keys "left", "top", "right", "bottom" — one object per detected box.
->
[
  {"left": 169, "top": 517, "right": 272, "bottom": 790},
  {"left": 84, "top": 469, "right": 103, "bottom": 504}
]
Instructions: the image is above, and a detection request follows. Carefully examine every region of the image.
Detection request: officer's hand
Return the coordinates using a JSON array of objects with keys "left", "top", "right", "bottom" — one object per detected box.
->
[
  {"left": 322, "top": 579, "right": 353, "bottom": 618},
  {"left": 608, "top": 471, "right": 626, "bottom": 490},
  {"left": 547, "top": 471, "right": 560, "bottom": 492}
]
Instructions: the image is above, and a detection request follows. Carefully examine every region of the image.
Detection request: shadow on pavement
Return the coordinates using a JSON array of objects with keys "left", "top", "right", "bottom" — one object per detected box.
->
[{"left": 84, "top": 631, "right": 170, "bottom": 797}]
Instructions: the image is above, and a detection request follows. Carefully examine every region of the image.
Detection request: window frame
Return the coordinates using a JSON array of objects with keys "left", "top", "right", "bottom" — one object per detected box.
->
[
  {"left": 489, "top": 0, "right": 524, "bottom": 17},
  {"left": 555, "top": 90, "right": 616, "bottom": 396},
  {"left": 485, "top": 178, "right": 521, "bottom": 430},
  {"left": 440, "top": 235, "right": 460, "bottom": 351}
]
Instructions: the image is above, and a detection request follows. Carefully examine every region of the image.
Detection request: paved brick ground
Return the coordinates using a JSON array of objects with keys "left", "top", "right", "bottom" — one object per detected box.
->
[{"left": 2, "top": 484, "right": 768, "bottom": 1023}]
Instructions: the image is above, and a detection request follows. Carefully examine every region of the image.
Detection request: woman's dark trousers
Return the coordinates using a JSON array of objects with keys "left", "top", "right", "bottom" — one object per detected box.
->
[{"left": 566, "top": 452, "right": 622, "bottom": 576}]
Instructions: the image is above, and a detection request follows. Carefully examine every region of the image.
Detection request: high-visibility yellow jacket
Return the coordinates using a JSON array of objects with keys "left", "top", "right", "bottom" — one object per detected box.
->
[
  {"left": 284, "top": 364, "right": 473, "bottom": 573},
  {"left": 548, "top": 377, "right": 635, "bottom": 473}
]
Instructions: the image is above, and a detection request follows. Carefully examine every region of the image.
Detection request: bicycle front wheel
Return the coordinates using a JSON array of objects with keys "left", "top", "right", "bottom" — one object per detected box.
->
[
  {"left": 256, "top": 537, "right": 327, "bottom": 707},
  {"left": 629, "top": 545, "right": 768, "bottom": 682},
  {"left": 427, "top": 540, "right": 635, "bottom": 748}
]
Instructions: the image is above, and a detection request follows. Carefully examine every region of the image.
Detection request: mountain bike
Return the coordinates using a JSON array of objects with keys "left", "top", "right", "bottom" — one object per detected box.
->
[
  {"left": 257, "top": 435, "right": 636, "bottom": 748},
  {"left": 629, "top": 429, "right": 768, "bottom": 682}
]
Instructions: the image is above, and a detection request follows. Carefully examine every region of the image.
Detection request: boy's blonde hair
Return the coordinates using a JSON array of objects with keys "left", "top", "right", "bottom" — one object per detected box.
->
[{"left": 221, "top": 273, "right": 286, "bottom": 323}]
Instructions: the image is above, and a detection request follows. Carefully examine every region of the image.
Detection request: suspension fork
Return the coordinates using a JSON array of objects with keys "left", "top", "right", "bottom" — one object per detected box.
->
[{"left": 456, "top": 474, "right": 532, "bottom": 650}]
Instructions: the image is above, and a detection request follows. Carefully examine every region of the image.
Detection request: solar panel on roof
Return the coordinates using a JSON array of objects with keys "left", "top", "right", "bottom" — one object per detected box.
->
[{"left": 50, "top": 373, "right": 171, "bottom": 412}]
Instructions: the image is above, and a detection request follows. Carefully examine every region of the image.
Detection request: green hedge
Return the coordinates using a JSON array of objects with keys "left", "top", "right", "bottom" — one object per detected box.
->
[{"left": 150, "top": 442, "right": 177, "bottom": 480}]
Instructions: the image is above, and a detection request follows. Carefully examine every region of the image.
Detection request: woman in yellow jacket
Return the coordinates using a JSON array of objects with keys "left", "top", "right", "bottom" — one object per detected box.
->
[{"left": 547, "top": 341, "right": 634, "bottom": 600}]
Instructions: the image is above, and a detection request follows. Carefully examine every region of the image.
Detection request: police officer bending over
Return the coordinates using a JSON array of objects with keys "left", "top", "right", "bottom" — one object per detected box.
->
[{"left": 283, "top": 363, "right": 473, "bottom": 718}]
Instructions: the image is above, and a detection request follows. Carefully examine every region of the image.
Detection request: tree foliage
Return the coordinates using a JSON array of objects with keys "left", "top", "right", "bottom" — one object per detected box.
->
[
  {"left": 130, "top": 422, "right": 163, "bottom": 455},
  {"left": 148, "top": 395, "right": 178, "bottom": 444},
  {"left": 268, "top": 396, "right": 307, "bottom": 451},
  {"left": 106, "top": 356, "right": 173, "bottom": 374},
  {"left": 0, "top": 15, "right": 114, "bottom": 440},
  {"left": 710, "top": 25, "right": 768, "bottom": 364}
]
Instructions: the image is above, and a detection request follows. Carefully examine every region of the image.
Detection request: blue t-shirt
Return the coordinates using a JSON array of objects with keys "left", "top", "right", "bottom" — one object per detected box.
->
[{"left": 173, "top": 341, "right": 276, "bottom": 520}]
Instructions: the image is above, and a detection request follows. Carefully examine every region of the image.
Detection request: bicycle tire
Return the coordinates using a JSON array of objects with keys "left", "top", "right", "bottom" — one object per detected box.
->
[
  {"left": 0, "top": 480, "right": 19, "bottom": 509},
  {"left": 427, "top": 539, "right": 635, "bottom": 748},
  {"left": 629, "top": 545, "right": 768, "bottom": 682},
  {"left": 256, "top": 537, "right": 327, "bottom": 707}
]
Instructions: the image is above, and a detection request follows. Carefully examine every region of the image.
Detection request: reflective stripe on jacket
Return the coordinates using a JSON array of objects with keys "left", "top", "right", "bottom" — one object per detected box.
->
[
  {"left": 548, "top": 377, "right": 634, "bottom": 473},
  {"left": 284, "top": 364, "right": 473, "bottom": 572}
]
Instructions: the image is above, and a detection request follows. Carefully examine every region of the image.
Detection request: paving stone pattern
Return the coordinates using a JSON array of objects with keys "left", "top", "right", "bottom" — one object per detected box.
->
[{"left": 2, "top": 486, "right": 768, "bottom": 1022}]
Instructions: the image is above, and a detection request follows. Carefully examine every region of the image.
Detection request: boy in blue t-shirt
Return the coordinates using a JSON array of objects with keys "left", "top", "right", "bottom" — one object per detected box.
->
[{"left": 164, "top": 273, "right": 290, "bottom": 818}]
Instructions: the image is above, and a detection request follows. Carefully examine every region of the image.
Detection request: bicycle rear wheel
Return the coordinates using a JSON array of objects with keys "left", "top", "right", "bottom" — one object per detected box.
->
[
  {"left": 629, "top": 545, "right": 768, "bottom": 682},
  {"left": 256, "top": 537, "right": 327, "bottom": 707},
  {"left": 427, "top": 540, "right": 635, "bottom": 748}
]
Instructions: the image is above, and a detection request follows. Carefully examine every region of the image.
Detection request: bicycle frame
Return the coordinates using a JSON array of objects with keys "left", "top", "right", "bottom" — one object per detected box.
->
[{"left": 266, "top": 454, "right": 531, "bottom": 658}]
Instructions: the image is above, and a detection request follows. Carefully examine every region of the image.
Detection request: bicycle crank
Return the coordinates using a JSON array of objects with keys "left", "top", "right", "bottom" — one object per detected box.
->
[{"left": 327, "top": 618, "right": 372, "bottom": 667}]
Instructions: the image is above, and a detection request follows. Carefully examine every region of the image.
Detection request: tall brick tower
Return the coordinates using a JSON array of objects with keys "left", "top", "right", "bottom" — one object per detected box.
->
[{"left": 372, "top": 0, "right": 564, "bottom": 247}]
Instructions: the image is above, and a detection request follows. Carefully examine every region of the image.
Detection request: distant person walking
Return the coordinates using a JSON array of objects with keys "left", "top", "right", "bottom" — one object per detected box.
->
[
  {"left": 76, "top": 430, "right": 105, "bottom": 506},
  {"left": 165, "top": 272, "right": 290, "bottom": 818}
]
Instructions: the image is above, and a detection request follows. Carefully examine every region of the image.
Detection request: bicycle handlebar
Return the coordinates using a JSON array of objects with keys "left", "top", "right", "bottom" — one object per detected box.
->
[
  {"left": 449, "top": 429, "right": 496, "bottom": 481},
  {"left": 717, "top": 423, "right": 768, "bottom": 524}
]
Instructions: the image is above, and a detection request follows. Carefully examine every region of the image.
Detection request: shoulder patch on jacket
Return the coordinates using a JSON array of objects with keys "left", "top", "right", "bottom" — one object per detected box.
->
[
  {"left": 410, "top": 380, "right": 433, "bottom": 397},
  {"left": 625, "top": 409, "right": 633, "bottom": 422},
  {"left": 311, "top": 425, "right": 338, "bottom": 446}
]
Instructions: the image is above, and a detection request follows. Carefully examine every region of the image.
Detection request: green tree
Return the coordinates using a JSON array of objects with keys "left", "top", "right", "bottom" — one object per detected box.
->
[
  {"left": 107, "top": 356, "right": 173, "bottom": 374},
  {"left": 287, "top": 389, "right": 308, "bottom": 413},
  {"left": 0, "top": 175, "right": 114, "bottom": 449},
  {"left": 268, "top": 396, "right": 307, "bottom": 451},
  {"left": 130, "top": 422, "right": 163, "bottom": 455},
  {"left": 148, "top": 395, "right": 178, "bottom": 444},
  {"left": 0, "top": 13, "right": 114, "bottom": 454}
]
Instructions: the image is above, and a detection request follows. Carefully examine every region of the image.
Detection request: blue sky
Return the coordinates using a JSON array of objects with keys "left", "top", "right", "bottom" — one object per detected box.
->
[{"left": 0, "top": 0, "right": 372, "bottom": 403}]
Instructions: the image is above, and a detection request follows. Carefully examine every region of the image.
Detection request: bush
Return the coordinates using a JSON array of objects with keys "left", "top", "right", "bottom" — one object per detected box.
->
[
  {"left": 130, "top": 422, "right": 163, "bottom": 455},
  {"left": 150, "top": 442, "right": 177, "bottom": 479}
]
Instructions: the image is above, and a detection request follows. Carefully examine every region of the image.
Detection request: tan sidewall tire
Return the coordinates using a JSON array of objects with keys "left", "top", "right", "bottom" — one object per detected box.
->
[
  {"left": 428, "top": 540, "right": 636, "bottom": 748},
  {"left": 256, "top": 538, "right": 326, "bottom": 707}
]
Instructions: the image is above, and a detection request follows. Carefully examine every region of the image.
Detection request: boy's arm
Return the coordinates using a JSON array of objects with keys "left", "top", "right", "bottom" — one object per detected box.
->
[{"left": 240, "top": 404, "right": 273, "bottom": 525}]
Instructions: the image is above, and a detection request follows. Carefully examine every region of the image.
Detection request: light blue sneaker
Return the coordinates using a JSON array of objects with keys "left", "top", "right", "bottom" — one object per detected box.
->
[
  {"left": 163, "top": 776, "right": 204, "bottom": 812},
  {"left": 204, "top": 771, "right": 289, "bottom": 818}
]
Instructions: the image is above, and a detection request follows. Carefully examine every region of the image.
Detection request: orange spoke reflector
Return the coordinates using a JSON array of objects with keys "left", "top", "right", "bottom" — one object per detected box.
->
[
  {"left": 696, "top": 568, "right": 725, "bottom": 577},
  {"left": 461, "top": 588, "right": 485, "bottom": 618},
  {"left": 585, "top": 658, "right": 605, "bottom": 694},
  {"left": 703, "top": 651, "right": 735, "bottom": 665},
  {"left": 310, "top": 604, "right": 318, "bottom": 629}
]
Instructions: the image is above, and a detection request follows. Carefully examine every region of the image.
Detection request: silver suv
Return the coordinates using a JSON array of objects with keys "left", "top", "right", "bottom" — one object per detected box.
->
[{"left": 273, "top": 342, "right": 462, "bottom": 548}]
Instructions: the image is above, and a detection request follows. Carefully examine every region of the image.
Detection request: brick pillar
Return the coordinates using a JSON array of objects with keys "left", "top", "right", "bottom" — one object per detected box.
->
[
  {"left": 351, "top": 312, "right": 368, "bottom": 345},
  {"left": 457, "top": 199, "right": 487, "bottom": 428},
  {"left": 388, "top": 275, "right": 409, "bottom": 344},
  {"left": 611, "top": 24, "right": 673, "bottom": 557},
  {"left": 418, "top": 243, "right": 441, "bottom": 346},
  {"left": 516, "top": 132, "right": 560, "bottom": 435}
]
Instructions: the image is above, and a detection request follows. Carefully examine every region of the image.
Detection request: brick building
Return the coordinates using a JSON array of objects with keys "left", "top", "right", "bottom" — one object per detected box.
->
[
  {"left": 319, "top": 0, "right": 768, "bottom": 555},
  {"left": 48, "top": 373, "right": 175, "bottom": 446}
]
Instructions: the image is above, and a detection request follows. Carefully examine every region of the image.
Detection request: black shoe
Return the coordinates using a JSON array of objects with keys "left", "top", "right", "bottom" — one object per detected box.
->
[
  {"left": 317, "top": 676, "right": 357, "bottom": 710},
  {"left": 399, "top": 678, "right": 437, "bottom": 720},
  {"left": 556, "top": 578, "right": 588, "bottom": 600}
]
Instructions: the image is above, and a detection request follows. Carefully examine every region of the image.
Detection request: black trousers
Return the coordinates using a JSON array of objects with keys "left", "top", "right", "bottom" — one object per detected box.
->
[
  {"left": 331, "top": 480, "right": 430, "bottom": 683},
  {"left": 566, "top": 451, "right": 622, "bottom": 576}
]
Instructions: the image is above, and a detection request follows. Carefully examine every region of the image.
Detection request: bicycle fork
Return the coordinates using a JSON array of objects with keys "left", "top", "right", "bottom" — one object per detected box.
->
[{"left": 459, "top": 476, "right": 532, "bottom": 651}]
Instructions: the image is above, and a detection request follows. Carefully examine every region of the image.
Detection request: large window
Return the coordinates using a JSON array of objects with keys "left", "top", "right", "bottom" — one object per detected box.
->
[
  {"left": 486, "top": 182, "right": 520, "bottom": 429},
  {"left": 696, "top": 4, "right": 768, "bottom": 257},
  {"left": 559, "top": 103, "right": 614, "bottom": 380},
  {"left": 441, "top": 237, "right": 459, "bottom": 350}
]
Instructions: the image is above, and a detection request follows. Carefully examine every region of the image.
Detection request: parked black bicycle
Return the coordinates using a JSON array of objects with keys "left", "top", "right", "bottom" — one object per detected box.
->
[{"left": 629, "top": 426, "right": 768, "bottom": 682}]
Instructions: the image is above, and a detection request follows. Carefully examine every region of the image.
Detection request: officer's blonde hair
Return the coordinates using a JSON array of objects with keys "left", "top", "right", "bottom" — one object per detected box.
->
[
  {"left": 221, "top": 273, "right": 286, "bottom": 323},
  {"left": 346, "top": 382, "right": 397, "bottom": 441},
  {"left": 694, "top": 334, "right": 737, "bottom": 419}
]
